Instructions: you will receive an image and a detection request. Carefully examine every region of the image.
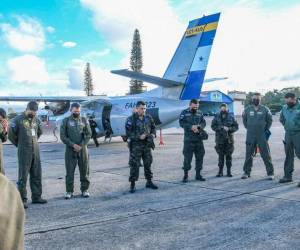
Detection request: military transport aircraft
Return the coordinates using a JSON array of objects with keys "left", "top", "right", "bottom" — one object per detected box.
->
[{"left": 0, "top": 13, "right": 221, "bottom": 140}]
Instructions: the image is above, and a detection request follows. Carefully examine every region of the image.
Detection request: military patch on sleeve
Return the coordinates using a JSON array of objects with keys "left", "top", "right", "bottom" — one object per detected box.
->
[{"left": 126, "top": 120, "right": 132, "bottom": 129}]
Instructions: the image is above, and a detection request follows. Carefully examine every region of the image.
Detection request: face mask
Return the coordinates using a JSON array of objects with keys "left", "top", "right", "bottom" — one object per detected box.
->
[
  {"left": 287, "top": 102, "right": 296, "bottom": 108},
  {"left": 252, "top": 99, "right": 260, "bottom": 106},
  {"left": 72, "top": 113, "right": 80, "bottom": 118},
  {"left": 27, "top": 113, "right": 34, "bottom": 119}
]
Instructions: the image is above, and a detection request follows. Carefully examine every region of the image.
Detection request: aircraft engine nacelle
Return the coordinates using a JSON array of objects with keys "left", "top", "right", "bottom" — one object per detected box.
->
[{"left": 44, "top": 101, "right": 70, "bottom": 116}]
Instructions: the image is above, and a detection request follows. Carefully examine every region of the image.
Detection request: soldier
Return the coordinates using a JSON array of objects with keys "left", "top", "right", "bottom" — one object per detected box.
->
[
  {"left": 125, "top": 101, "right": 158, "bottom": 193},
  {"left": 0, "top": 173, "right": 25, "bottom": 250},
  {"left": 0, "top": 108, "right": 8, "bottom": 175},
  {"left": 8, "top": 101, "right": 47, "bottom": 209},
  {"left": 127, "top": 107, "right": 138, "bottom": 167},
  {"left": 60, "top": 103, "right": 92, "bottom": 199},
  {"left": 211, "top": 103, "right": 239, "bottom": 177},
  {"left": 179, "top": 99, "right": 206, "bottom": 182},
  {"left": 241, "top": 93, "right": 274, "bottom": 179},
  {"left": 89, "top": 115, "right": 100, "bottom": 147},
  {"left": 279, "top": 93, "right": 300, "bottom": 184}
]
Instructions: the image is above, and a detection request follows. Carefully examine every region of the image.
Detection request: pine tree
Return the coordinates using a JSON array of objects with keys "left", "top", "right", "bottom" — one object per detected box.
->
[
  {"left": 84, "top": 62, "right": 94, "bottom": 96},
  {"left": 129, "top": 29, "right": 145, "bottom": 94}
]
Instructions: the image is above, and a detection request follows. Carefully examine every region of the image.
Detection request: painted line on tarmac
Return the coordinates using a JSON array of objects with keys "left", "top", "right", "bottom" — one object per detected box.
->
[{"left": 25, "top": 171, "right": 298, "bottom": 236}]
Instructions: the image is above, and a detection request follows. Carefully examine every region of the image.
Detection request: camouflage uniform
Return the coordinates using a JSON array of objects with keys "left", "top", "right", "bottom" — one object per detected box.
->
[
  {"left": 179, "top": 108, "right": 206, "bottom": 174},
  {"left": 279, "top": 103, "right": 300, "bottom": 179},
  {"left": 0, "top": 122, "right": 8, "bottom": 174},
  {"left": 8, "top": 113, "right": 43, "bottom": 202},
  {"left": 211, "top": 112, "right": 239, "bottom": 174},
  {"left": 242, "top": 105, "right": 274, "bottom": 176},
  {"left": 60, "top": 115, "right": 92, "bottom": 193},
  {"left": 89, "top": 118, "right": 99, "bottom": 147},
  {"left": 125, "top": 114, "right": 156, "bottom": 182}
]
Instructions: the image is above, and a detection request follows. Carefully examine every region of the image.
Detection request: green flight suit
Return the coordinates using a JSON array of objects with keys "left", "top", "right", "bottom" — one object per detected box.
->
[
  {"left": 0, "top": 173, "right": 25, "bottom": 250},
  {"left": 60, "top": 115, "right": 92, "bottom": 193},
  {"left": 242, "top": 105, "right": 274, "bottom": 176},
  {"left": 125, "top": 114, "right": 156, "bottom": 182},
  {"left": 279, "top": 103, "right": 300, "bottom": 179},
  {"left": 8, "top": 113, "right": 43, "bottom": 201},
  {"left": 179, "top": 108, "right": 206, "bottom": 172},
  {"left": 0, "top": 122, "right": 8, "bottom": 175}
]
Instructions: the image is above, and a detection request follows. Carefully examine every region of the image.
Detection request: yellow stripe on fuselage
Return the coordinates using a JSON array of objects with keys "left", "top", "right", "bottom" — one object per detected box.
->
[{"left": 185, "top": 22, "right": 218, "bottom": 37}]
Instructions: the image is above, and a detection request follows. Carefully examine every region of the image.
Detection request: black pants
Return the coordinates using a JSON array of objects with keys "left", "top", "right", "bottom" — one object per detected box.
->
[{"left": 215, "top": 142, "right": 234, "bottom": 169}]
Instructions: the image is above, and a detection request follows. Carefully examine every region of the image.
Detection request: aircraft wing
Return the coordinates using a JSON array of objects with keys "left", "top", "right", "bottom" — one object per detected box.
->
[
  {"left": 111, "top": 69, "right": 227, "bottom": 87},
  {"left": 0, "top": 95, "right": 108, "bottom": 103},
  {"left": 111, "top": 69, "right": 184, "bottom": 87}
]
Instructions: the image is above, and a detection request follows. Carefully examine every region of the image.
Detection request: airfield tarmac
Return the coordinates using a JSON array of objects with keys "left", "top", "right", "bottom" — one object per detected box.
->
[{"left": 3, "top": 117, "right": 300, "bottom": 250}]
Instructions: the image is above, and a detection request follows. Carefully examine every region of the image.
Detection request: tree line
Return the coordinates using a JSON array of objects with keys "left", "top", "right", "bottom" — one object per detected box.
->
[{"left": 245, "top": 87, "right": 300, "bottom": 114}]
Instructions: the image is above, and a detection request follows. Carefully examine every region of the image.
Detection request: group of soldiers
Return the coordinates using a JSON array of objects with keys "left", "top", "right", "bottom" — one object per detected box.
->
[
  {"left": 124, "top": 92, "right": 300, "bottom": 192},
  {"left": 1, "top": 92, "right": 300, "bottom": 212}
]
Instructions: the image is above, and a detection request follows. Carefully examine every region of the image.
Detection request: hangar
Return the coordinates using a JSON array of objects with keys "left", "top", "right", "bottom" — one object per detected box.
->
[{"left": 200, "top": 90, "right": 234, "bottom": 115}]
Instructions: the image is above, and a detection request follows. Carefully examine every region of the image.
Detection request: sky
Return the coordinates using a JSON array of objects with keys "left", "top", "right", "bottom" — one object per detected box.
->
[{"left": 0, "top": 0, "right": 300, "bottom": 96}]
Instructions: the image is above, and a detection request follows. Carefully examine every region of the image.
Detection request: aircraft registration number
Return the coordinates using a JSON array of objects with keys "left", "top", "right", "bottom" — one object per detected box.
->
[{"left": 125, "top": 101, "right": 157, "bottom": 109}]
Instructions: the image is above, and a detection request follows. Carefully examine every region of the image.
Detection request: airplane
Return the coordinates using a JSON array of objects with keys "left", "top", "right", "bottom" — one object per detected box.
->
[{"left": 0, "top": 13, "right": 222, "bottom": 141}]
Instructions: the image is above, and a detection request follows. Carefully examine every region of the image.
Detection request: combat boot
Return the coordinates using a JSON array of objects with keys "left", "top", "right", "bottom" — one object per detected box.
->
[
  {"left": 23, "top": 200, "right": 28, "bottom": 209},
  {"left": 241, "top": 173, "right": 250, "bottom": 179},
  {"left": 216, "top": 167, "right": 223, "bottom": 177},
  {"left": 146, "top": 180, "right": 158, "bottom": 189},
  {"left": 130, "top": 181, "right": 136, "bottom": 193},
  {"left": 279, "top": 177, "right": 293, "bottom": 183},
  {"left": 226, "top": 167, "right": 232, "bottom": 177},
  {"left": 195, "top": 171, "right": 206, "bottom": 181},
  {"left": 182, "top": 171, "right": 188, "bottom": 183},
  {"left": 32, "top": 197, "right": 47, "bottom": 204}
]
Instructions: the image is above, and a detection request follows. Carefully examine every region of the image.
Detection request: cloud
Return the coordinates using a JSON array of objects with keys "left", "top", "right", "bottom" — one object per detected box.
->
[
  {"left": 46, "top": 26, "right": 55, "bottom": 33},
  {"left": 68, "top": 61, "right": 129, "bottom": 95},
  {"left": 80, "top": 0, "right": 184, "bottom": 76},
  {"left": 7, "top": 54, "right": 50, "bottom": 84},
  {"left": 68, "top": 67, "right": 84, "bottom": 90},
  {"left": 0, "top": 16, "right": 45, "bottom": 52},
  {"left": 83, "top": 48, "right": 111, "bottom": 60},
  {"left": 62, "top": 41, "right": 77, "bottom": 48},
  {"left": 273, "top": 71, "right": 300, "bottom": 82}
]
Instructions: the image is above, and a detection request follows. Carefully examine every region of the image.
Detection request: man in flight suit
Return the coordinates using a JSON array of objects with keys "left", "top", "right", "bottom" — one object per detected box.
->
[
  {"left": 8, "top": 101, "right": 47, "bottom": 209},
  {"left": 279, "top": 93, "right": 300, "bottom": 184},
  {"left": 125, "top": 101, "right": 158, "bottom": 193},
  {"left": 60, "top": 103, "right": 92, "bottom": 199},
  {"left": 241, "top": 93, "right": 274, "bottom": 179},
  {"left": 211, "top": 103, "right": 239, "bottom": 177},
  {"left": 179, "top": 99, "right": 206, "bottom": 182},
  {"left": 0, "top": 108, "right": 8, "bottom": 175}
]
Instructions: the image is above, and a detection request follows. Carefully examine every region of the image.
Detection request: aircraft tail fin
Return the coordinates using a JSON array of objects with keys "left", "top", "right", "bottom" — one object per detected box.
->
[{"left": 163, "top": 13, "right": 220, "bottom": 100}]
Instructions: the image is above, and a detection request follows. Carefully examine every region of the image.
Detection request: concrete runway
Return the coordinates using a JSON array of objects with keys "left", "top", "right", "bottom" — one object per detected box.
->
[{"left": 3, "top": 117, "right": 300, "bottom": 250}]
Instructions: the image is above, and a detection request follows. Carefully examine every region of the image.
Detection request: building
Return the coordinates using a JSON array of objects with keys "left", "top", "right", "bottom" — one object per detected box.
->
[
  {"left": 200, "top": 90, "right": 234, "bottom": 115},
  {"left": 227, "top": 91, "right": 247, "bottom": 116}
]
